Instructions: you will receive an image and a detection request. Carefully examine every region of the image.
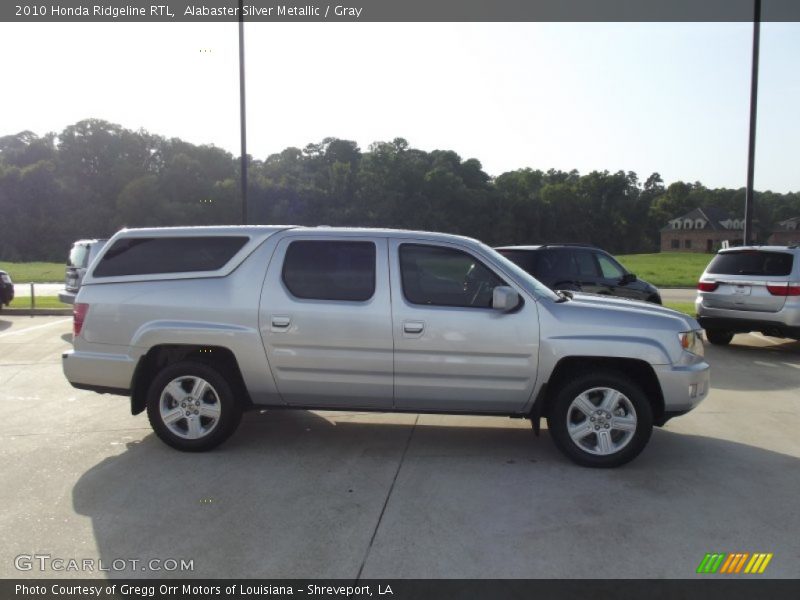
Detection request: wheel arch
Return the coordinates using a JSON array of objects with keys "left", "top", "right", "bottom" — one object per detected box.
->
[
  {"left": 534, "top": 356, "right": 666, "bottom": 426},
  {"left": 131, "top": 344, "right": 252, "bottom": 415}
]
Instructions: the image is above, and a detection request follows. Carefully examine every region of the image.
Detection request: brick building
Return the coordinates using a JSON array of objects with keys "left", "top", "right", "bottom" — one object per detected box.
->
[
  {"left": 767, "top": 217, "right": 800, "bottom": 246},
  {"left": 660, "top": 207, "right": 743, "bottom": 253}
]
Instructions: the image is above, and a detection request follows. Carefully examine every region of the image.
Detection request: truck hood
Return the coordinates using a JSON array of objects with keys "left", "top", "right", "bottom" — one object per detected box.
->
[{"left": 563, "top": 292, "right": 700, "bottom": 331}]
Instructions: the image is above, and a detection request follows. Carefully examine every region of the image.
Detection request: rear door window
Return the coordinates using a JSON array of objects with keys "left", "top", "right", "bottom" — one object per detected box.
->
[
  {"left": 93, "top": 237, "right": 249, "bottom": 277},
  {"left": 573, "top": 250, "right": 600, "bottom": 278},
  {"left": 707, "top": 251, "right": 793, "bottom": 277},
  {"left": 282, "top": 241, "right": 376, "bottom": 301}
]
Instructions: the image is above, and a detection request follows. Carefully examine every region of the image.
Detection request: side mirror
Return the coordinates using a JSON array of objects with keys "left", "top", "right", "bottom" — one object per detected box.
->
[
  {"left": 621, "top": 273, "right": 637, "bottom": 284},
  {"left": 492, "top": 286, "right": 521, "bottom": 312}
]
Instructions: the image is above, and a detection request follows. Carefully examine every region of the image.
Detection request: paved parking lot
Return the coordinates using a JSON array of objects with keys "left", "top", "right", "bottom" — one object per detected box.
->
[{"left": 1, "top": 316, "right": 799, "bottom": 579}]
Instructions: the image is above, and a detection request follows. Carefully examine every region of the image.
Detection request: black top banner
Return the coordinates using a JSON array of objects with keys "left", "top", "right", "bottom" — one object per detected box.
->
[{"left": 3, "top": 0, "right": 800, "bottom": 22}]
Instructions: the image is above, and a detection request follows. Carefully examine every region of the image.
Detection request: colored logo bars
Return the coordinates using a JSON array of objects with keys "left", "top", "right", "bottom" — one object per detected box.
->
[{"left": 697, "top": 552, "right": 773, "bottom": 574}]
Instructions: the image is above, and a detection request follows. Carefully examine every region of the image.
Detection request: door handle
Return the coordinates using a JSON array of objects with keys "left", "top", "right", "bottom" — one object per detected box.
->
[
  {"left": 271, "top": 315, "right": 292, "bottom": 329},
  {"left": 403, "top": 321, "right": 425, "bottom": 334}
]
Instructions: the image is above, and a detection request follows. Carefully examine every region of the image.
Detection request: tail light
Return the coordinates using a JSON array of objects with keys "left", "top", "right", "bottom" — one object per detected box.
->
[
  {"left": 766, "top": 283, "right": 800, "bottom": 296},
  {"left": 697, "top": 281, "right": 718, "bottom": 292},
  {"left": 73, "top": 303, "right": 89, "bottom": 337}
]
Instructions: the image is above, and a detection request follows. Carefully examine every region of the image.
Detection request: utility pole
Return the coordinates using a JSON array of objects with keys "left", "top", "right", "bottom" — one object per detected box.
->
[
  {"left": 743, "top": 0, "right": 761, "bottom": 245},
  {"left": 238, "top": 0, "right": 248, "bottom": 224}
]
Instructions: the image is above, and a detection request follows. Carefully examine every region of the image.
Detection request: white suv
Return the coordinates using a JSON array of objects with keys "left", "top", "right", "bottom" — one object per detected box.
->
[
  {"left": 696, "top": 245, "right": 800, "bottom": 345},
  {"left": 57, "top": 239, "right": 107, "bottom": 304}
]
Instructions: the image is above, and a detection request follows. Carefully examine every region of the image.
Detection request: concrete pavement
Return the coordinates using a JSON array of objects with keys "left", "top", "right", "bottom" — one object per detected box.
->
[
  {"left": 660, "top": 288, "right": 696, "bottom": 303},
  {"left": 12, "top": 283, "right": 64, "bottom": 297},
  {"left": 1, "top": 316, "right": 798, "bottom": 579}
]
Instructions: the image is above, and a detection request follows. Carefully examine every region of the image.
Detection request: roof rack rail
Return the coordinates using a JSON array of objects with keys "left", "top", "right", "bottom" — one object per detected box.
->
[{"left": 539, "top": 242, "right": 598, "bottom": 249}]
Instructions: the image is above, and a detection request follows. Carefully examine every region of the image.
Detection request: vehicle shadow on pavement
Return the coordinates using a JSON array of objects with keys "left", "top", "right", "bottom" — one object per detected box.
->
[
  {"left": 705, "top": 340, "right": 800, "bottom": 392},
  {"left": 0, "top": 320, "right": 12, "bottom": 332},
  {"left": 71, "top": 410, "right": 800, "bottom": 579}
]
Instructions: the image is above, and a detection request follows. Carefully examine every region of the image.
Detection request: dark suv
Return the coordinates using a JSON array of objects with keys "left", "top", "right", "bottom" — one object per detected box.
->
[
  {"left": 0, "top": 269, "right": 14, "bottom": 310},
  {"left": 495, "top": 244, "right": 662, "bottom": 304}
]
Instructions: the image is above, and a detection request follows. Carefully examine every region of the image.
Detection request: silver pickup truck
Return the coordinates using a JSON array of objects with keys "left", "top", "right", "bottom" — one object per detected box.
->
[{"left": 62, "top": 226, "right": 709, "bottom": 467}]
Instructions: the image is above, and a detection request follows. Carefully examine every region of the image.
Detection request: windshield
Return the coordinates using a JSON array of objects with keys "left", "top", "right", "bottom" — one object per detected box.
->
[
  {"left": 707, "top": 251, "right": 793, "bottom": 277},
  {"left": 480, "top": 243, "right": 560, "bottom": 301}
]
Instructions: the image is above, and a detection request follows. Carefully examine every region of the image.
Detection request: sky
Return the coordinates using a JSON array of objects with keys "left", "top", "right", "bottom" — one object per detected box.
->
[{"left": 1, "top": 21, "right": 798, "bottom": 192}]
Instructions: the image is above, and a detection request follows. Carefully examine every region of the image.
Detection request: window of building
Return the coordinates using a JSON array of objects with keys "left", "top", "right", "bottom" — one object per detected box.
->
[
  {"left": 282, "top": 240, "right": 376, "bottom": 301},
  {"left": 684, "top": 239, "right": 692, "bottom": 249},
  {"left": 671, "top": 239, "right": 680, "bottom": 249},
  {"left": 399, "top": 244, "right": 506, "bottom": 308}
]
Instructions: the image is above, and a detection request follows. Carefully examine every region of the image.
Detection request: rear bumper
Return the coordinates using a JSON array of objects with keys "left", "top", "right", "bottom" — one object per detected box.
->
[
  {"left": 58, "top": 290, "right": 76, "bottom": 305},
  {"left": 62, "top": 349, "right": 135, "bottom": 394},
  {"left": 697, "top": 315, "right": 800, "bottom": 339},
  {"left": 653, "top": 360, "right": 710, "bottom": 416},
  {"left": 1, "top": 284, "right": 13, "bottom": 305}
]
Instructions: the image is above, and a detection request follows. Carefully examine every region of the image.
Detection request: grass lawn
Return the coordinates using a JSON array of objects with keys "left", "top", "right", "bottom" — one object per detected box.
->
[
  {"left": 616, "top": 253, "right": 712, "bottom": 288},
  {"left": 0, "top": 261, "right": 64, "bottom": 283},
  {"left": 6, "top": 296, "right": 70, "bottom": 310},
  {"left": 663, "top": 301, "right": 696, "bottom": 317}
]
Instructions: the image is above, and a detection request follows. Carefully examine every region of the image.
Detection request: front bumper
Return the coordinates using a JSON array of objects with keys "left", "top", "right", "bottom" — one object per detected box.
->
[{"left": 653, "top": 359, "right": 710, "bottom": 415}]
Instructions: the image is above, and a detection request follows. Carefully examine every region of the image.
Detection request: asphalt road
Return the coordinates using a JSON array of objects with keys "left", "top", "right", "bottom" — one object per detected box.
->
[{"left": 1, "top": 316, "right": 798, "bottom": 579}]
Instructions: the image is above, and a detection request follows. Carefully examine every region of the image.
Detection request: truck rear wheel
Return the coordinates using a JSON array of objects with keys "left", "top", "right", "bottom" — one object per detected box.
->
[
  {"left": 146, "top": 361, "right": 242, "bottom": 451},
  {"left": 547, "top": 371, "right": 653, "bottom": 468}
]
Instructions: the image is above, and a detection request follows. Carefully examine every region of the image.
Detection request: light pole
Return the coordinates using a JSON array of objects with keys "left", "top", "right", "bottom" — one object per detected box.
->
[
  {"left": 238, "top": 0, "right": 248, "bottom": 225},
  {"left": 743, "top": 0, "right": 761, "bottom": 245}
]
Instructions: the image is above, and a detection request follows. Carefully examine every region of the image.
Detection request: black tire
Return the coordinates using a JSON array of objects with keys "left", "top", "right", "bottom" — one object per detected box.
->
[
  {"left": 547, "top": 371, "right": 653, "bottom": 468},
  {"left": 146, "top": 361, "right": 242, "bottom": 451},
  {"left": 705, "top": 329, "right": 734, "bottom": 346}
]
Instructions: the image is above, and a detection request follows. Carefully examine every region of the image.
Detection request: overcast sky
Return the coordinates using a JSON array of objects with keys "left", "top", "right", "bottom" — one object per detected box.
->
[{"left": 1, "top": 21, "right": 798, "bottom": 192}]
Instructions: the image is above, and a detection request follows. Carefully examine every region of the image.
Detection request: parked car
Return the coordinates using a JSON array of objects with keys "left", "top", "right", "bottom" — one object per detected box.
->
[
  {"left": 0, "top": 269, "right": 14, "bottom": 310},
  {"left": 495, "top": 244, "right": 662, "bottom": 304},
  {"left": 58, "top": 239, "right": 108, "bottom": 304},
  {"left": 696, "top": 245, "right": 800, "bottom": 345},
  {"left": 63, "top": 226, "right": 708, "bottom": 467}
]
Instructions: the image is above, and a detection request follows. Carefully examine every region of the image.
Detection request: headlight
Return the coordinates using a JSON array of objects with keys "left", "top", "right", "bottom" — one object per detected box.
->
[
  {"left": 0, "top": 273, "right": 10, "bottom": 284},
  {"left": 678, "top": 330, "right": 704, "bottom": 357}
]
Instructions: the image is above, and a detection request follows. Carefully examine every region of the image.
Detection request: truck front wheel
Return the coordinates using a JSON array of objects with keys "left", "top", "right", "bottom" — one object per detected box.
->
[
  {"left": 547, "top": 372, "right": 653, "bottom": 468},
  {"left": 146, "top": 361, "right": 242, "bottom": 451}
]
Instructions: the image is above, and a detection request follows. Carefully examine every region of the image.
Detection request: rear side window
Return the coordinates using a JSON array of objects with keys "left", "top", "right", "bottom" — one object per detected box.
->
[
  {"left": 707, "top": 251, "right": 793, "bottom": 277},
  {"left": 93, "top": 236, "right": 248, "bottom": 277},
  {"left": 282, "top": 241, "right": 376, "bottom": 301},
  {"left": 68, "top": 244, "right": 89, "bottom": 268},
  {"left": 496, "top": 250, "right": 537, "bottom": 274}
]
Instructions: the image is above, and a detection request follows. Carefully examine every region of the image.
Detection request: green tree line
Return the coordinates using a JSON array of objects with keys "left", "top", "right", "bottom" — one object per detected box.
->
[{"left": 1, "top": 119, "right": 798, "bottom": 261}]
